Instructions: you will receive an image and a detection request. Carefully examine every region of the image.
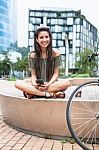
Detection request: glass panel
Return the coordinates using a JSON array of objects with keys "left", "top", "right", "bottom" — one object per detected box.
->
[
  {"left": 76, "top": 40, "right": 80, "bottom": 46},
  {"left": 76, "top": 25, "right": 80, "bottom": 32},
  {"left": 52, "top": 33, "right": 57, "bottom": 39},
  {"left": 57, "top": 33, "right": 62, "bottom": 39},
  {"left": 69, "top": 32, "right": 73, "bottom": 39},
  {"left": 83, "top": 20, "right": 86, "bottom": 27},
  {"left": 68, "top": 26, "right": 73, "bottom": 32},
  {"left": 75, "top": 18, "right": 80, "bottom": 24},
  {"left": 58, "top": 19, "right": 64, "bottom": 25},
  {"left": 58, "top": 40, "right": 63, "bottom": 47},
  {"left": 52, "top": 40, "right": 56, "bottom": 47},
  {"left": 67, "top": 18, "right": 73, "bottom": 25},
  {"left": 29, "top": 39, "right": 33, "bottom": 46},
  {"left": 29, "top": 32, "right": 34, "bottom": 38}
]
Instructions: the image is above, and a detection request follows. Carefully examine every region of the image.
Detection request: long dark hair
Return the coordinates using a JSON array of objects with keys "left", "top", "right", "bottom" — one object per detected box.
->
[{"left": 33, "top": 26, "right": 54, "bottom": 81}]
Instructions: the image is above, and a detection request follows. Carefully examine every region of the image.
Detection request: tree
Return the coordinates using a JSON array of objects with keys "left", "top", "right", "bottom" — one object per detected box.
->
[
  {"left": 14, "top": 57, "right": 28, "bottom": 72},
  {"left": 16, "top": 47, "right": 29, "bottom": 58},
  {"left": 75, "top": 48, "right": 98, "bottom": 76},
  {"left": 0, "top": 56, "right": 11, "bottom": 77},
  {"left": 13, "top": 57, "right": 29, "bottom": 78}
]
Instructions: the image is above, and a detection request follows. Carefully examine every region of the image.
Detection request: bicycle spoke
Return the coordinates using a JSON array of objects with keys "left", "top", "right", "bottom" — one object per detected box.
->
[
  {"left": 66, "top": 81, "right": 99, "bottom": 150},
  {"left": 81, "top": 121, "right": 99, "bottom": 144},
  {"left": 73, "top": 118, "right": 96, "bottom": 132},
  {"left": 72, "top": 106, "right": 96, "bottom": 114}
]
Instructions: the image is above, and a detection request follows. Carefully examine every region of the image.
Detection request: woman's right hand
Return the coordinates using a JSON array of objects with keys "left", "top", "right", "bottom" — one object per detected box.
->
[{"left": 32, "top": 82, "right": 39, "bottom": 89}]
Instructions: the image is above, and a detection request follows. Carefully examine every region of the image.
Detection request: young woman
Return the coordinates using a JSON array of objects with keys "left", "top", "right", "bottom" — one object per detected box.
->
[{"left": 15, "top": 26, "right": 70, "bottom": 98}]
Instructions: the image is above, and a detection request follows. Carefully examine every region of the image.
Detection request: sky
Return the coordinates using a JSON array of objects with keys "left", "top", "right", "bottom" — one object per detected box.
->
[{"left": 16, "top": 0, "right": 99, "bottom": 47}]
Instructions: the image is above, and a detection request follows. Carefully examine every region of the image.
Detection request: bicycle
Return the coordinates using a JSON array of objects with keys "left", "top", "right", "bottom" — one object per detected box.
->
[{"left": 66, "top": 52, "right": 99, "bottom": 150}]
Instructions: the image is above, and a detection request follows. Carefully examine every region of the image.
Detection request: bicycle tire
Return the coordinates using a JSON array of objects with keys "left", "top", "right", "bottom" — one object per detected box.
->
[{"left": 66, "top": 80, "right": 99, "bottom": 150}]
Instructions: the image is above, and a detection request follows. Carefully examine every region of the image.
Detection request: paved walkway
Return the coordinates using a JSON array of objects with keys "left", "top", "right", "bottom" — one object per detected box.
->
[{"left": 0, "top": 117, "right": 83, "bottom": 150}]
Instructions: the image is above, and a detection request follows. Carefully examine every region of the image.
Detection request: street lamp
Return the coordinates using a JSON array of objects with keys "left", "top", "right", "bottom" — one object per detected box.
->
[{"left": 62, "top": 32, "right": 69, "bottom": 76}]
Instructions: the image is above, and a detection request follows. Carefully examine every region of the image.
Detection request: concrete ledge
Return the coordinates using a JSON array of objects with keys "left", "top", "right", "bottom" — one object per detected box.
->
[
  {"left": 25, "top": 77, "right": 99, "bottom": 86},
  {"left": 0, "top": 79, "right": 99, "bottom": 139},
  {"left": 0, "top": 94, "right": 71, "bottom": 137},
  {"left": 69, "top": 77, "right": 99, "bottom": 85},
  {"left": 1, "top": 94, "right": 99, "bottom": 138}
]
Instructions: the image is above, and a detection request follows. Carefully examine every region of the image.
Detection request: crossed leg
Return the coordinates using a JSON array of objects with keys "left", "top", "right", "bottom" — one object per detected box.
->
[{"left": 14, "top": 79, "right": 70, "bottom": 98}]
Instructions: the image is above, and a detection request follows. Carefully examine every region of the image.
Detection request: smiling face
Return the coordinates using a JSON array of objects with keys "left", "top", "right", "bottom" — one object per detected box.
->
[{"left": 36, "top": 31, "right": 50, "bottom": 49}]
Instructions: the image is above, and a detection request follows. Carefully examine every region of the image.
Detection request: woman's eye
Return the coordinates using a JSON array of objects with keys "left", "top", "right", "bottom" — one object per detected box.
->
[
  {"left": 39, "top": 36, "right": 49, "bottom": 39},
  {"left": 39, "top": 36, "right": 43, "bottom": 39},
  {"left": 45, "top": 36, "right": 49, "bottom": 38}
]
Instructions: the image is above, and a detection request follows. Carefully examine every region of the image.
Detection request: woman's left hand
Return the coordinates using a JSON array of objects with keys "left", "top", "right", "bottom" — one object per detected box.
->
[{"left": 38, "top": 82, "right": 50, "bottom": 91}]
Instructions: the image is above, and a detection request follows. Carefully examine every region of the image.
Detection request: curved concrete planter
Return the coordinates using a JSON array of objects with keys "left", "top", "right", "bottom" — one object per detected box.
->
[
  {"left": 0, "top": 94, "right": 70, "bottom": 138},
  {"left": 0, "top": 78, "right": 99, "bottom": 138}
]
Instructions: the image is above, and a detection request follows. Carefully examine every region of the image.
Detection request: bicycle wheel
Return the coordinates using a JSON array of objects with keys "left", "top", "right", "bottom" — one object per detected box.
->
[{"left": 66, "top": 81, "right": 99, "bottom": 150}]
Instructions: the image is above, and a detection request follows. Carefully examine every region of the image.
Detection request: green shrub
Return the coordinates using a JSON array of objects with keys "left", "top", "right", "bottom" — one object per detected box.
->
[{"left": 70, "top": 73, "right": 90, "bottom": 78}]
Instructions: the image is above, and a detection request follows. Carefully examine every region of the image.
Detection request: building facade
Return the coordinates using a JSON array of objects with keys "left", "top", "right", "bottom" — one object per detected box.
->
[
  {"left": 28, "top": 9, "right": 98, "bottom": 71},
  {"left": 0, "top": 0, "right": 17, "bottom": 52}
]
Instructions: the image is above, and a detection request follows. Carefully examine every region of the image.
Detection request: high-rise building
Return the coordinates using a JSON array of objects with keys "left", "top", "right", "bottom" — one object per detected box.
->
[
  {"left": 0, "top": 0, "right": 17, "bottom": 52},
  {"left": 28, "top": 9, "right": 98, "bottom": 71}
]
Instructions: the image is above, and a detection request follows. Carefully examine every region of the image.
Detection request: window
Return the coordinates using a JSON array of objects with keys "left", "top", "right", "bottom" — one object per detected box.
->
[
  {"left": 29, "top": 46, "right": 33, "bottom": 52},
  {"left": 65, "top": 26, "right": 69, "bottom": 32},
  {"left": 55, "top": 25, "right": 59, "bottom": 32},
  {"left": 59, "top": 47, "right": 65, "bottom": 54},
  {"left": 29, "top": 24, "right": 33, "bottom": 31},
  {"left": 29, "top": 17, "right": 35, "bottom": 23},
  {"left": 51, "top": 26, "right": 55, "bottom": 32},
  {"left": 83, "top": 20, "right": 86, "bottom": 28},
  {"left": 0, "top": 23, "right": 4, "bottom": 29},
  {"left": 61, "top": 13, "right": 67, "bottom": 17},
  {"left": 0, "top": 38, "right": 4, "bottom": 44},
  {"left": 29, "top": 39, "right": 33, "bottom": 46},
  {"left": 34, "top": 25, "right": 39, "bottom": 31},
  {"left": 68, "top": 26, "right": 73, "bottom": 32},
  {"left": 76, "top": 47, "right": 80, "bottom": 52},
  {"left": 52, "top": 40, "right": 56, "bottom": 47},
  {"left": 0, "top": 1, "right": 7, "bottom": 8},
  {"left": 0, "top": 45, "right": 3, "bottom": 50},
  {"left": 0, "top": 31, "right": 4, "bottom": 37},
  {"left": 29, "top": 31, "right": 34, "bottom": 38},
  {"left": 52, "top": 33, "right": 57, "bottom": 39},
  {"left": 30, "top": 11, "right": 35, "bottom": 16},
  {"left": 58, "top": 40, "right": 63, "bottom": 47},
  {"left": 50, "top": 13, "right": 56, "bottom": 17},
  {"left": 76, "top": 40, "right": 80, "bottom": 46},
  {"left": 43, "top": 12, "right": 49, "bottom": 17},
  {"left": 57, "top": 33, "right": 62, "bottom": 39},
  {"left": 51, "top": 19, "right": 57, "bottom": 24},
  {"left": 67, "top": 12, "right": 74, "bottom": 17},
  {"left": 35, "top": 18, "right": 41, "bottom": 24},
  {"left": 69, "top": 48, "right": 73, "bottom": 54},
  {"left": 69, "top": 32, "right": 73, "bottom": 39},
  {"left": 0, "top": 7, "right": 6, "bottom": 15},
  {"left": 74, "top": 18, "right": 80, "bottom": 24},
  {"left": 58, "top": 19, "right": 64, "bottom": 25},
  {"left": 76, "top": 33, "right": 79, "bottom": 39},
  {"left": 47, "top": 19, "right": 51, "bottom": 24},
  {"left": 29, "top": 17, "right": 41, "bottom": 24},
  {"left": 35, "top": 12, "right": 42, "bottom": 17},
  {"left": 76, "top": 25, "right": 80, "bottom": 32},
  {"left": 67, "top": 18, "right": 73, "bottom": 25}
]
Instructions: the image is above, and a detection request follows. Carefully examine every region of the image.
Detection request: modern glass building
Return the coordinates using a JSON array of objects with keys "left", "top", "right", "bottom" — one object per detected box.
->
[
  {"left": 0, "top": 0, "right": 17, "bottom": 52},
  {"left": 28, "top": 9, "right": 98, "bottom": 71}
]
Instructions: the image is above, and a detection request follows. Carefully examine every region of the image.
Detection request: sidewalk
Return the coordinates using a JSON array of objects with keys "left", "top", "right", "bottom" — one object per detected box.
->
[{"left": 0, "top": 117, "right": 83, "bottom": 150}]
